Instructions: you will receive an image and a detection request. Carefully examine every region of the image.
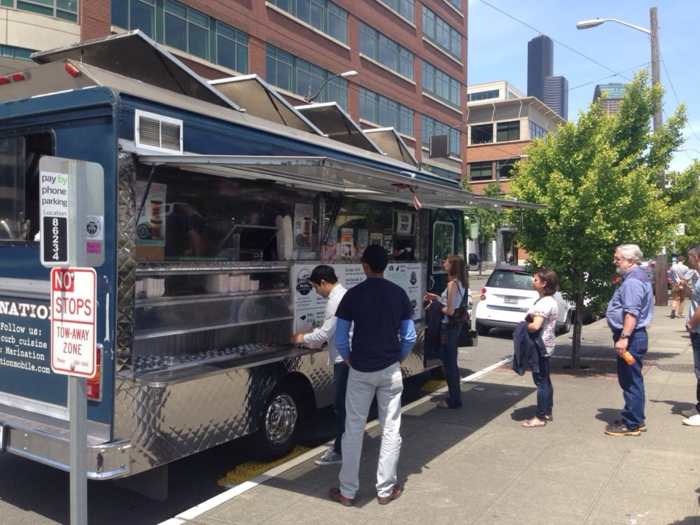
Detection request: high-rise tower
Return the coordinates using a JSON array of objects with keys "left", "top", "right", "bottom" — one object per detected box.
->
[{"left": 527, "top": 35, "right": 553, "bottom": 101}]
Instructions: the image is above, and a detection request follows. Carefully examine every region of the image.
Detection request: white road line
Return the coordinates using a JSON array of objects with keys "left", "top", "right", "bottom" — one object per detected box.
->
[{"left": 160, "top": 356, "right": 511, "bottom": 524}]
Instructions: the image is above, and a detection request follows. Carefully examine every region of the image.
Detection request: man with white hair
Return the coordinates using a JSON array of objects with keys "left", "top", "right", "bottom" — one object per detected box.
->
[{"left": 604, "top": 244, "right": 654, "bottom": 436}]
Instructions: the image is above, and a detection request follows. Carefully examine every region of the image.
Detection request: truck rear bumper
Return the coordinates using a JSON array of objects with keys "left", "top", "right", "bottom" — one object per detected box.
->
[{"left": 0, "top": 403, "right": 131, "bottom": 479}]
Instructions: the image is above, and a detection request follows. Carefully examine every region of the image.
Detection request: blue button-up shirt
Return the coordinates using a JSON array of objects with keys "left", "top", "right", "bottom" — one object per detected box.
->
[{"left": 606, "top": 265, "right": 654, "bottom": 330}]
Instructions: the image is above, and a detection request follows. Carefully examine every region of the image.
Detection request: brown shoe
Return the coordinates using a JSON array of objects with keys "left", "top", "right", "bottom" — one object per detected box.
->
[
  {"left": 329, "top": 487, "right": 354, "bottom": 506},
  {"left": 377, "top": 484, "right": 402, "bottom": 505}
]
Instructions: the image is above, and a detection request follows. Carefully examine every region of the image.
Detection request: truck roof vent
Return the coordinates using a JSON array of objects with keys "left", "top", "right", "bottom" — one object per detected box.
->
[{"left": 135, "top": 110, "right": 183, "bottom": 153}]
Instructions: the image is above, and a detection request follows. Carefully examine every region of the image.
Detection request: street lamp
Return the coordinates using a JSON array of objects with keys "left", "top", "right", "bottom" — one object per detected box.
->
[
  {"left": 578, "top": 8, "right": 667, "bottom": 307},
  {"left": 576, "top": 8, "right": 660, "bottom": 133},
  {"left": 304, "top": 70, "right": 358, "bottom": 103}
]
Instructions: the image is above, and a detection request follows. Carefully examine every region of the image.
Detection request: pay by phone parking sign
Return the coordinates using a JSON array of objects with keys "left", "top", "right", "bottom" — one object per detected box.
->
[
  {"left": 50, "top": 268, "right": 96, "bottom": 377},
  {"left": 40, "top": 171, "right": 70, "bottom": 266}
]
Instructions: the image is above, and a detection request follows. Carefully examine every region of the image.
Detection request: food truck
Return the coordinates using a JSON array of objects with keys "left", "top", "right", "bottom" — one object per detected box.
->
[{"left": 0, "top": 31, "right": 523, "bottom": 492}]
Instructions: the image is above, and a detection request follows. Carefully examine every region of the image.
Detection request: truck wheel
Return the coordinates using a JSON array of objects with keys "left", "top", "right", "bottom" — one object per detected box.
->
[
  {"left": 476, "top": 322, "right": 490, "bottom": 336},
  {"left": 255, "top": 382, "right": 304, "bottom": 462}
]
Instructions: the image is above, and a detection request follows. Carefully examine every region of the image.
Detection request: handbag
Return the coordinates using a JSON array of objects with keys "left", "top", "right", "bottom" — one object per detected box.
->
[{"left": 448, "top": 285, "right": 470, "bottom": 325}]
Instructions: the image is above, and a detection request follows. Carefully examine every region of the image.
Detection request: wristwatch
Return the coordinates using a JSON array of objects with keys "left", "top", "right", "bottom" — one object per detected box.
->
[{"left": 620, "top": 332, "right": 629, "bottom": 339}]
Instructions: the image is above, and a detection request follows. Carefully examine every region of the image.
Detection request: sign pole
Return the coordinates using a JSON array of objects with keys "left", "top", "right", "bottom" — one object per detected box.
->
[{"left": 68, "top": 160, "right": 88, "bottom": 525}]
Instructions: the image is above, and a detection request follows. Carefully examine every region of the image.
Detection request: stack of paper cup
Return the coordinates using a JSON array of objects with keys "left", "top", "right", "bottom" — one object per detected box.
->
[
  {"left": 229, "top": 274, "right": 240, "bottom": 292},
  {"left": 250, "top": 279, "right": 260, "bottom": 291},
  {"left": 240, "top": 274, "right": 250, "bottom": 292}
]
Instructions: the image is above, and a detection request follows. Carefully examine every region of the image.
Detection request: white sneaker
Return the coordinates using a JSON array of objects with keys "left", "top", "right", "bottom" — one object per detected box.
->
[
  {"left": 681, "top": 406, "right": 699, "bottom": 418},
  {"left": 314, "top": 448, "right": 342, "bottom": 466},
  {"left": 682, "top": 414, "right": 700, "bottom": 427}
]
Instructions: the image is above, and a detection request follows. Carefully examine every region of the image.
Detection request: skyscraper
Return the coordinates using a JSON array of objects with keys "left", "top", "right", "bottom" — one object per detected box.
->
[
  {"left": 544, "top": 76, "right": 569, "bottom": 121},
  {"left": 594, "top": 83, "right": 627, "bottom": 114},
  {"left": 527, "top": 35, "right": 553, "bottom": 101},
  {"left": 527, "top": 35, "right": 568, "bottom": 120}
]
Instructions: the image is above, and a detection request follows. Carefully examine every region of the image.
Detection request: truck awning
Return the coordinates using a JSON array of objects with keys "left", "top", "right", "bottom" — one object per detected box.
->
[{"left": 137, "top": 154, "right": 546, "bottom": 210}]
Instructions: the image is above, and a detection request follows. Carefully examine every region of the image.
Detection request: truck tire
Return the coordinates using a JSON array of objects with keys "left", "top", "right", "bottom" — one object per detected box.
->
[
  {"left": 255, "top": 382, "right": 304, "bottom": 462},
  {"left": 476, "top": 322, "right": 490, "bottom": 336}
]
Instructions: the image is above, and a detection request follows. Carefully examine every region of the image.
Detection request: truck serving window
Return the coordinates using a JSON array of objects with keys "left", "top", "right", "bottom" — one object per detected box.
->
[{"left": 0, "top": 133, "right": 52, "bottom": 242}]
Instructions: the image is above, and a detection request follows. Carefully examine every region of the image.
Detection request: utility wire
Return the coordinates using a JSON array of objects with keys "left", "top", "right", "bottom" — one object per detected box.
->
[{"left": 477, "top": 0, "right": 633, "bottom": 82}]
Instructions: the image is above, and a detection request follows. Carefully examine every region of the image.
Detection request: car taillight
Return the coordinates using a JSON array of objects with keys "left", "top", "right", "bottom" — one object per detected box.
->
[
  {"left": 87, "top": 345, "right": 102, "bottom": 401},
  {"left": 480, "top": 287, "right": 486, "bottom": 300},
  {"left": 0, "top": 70, "right": 30, "bottom": 85}
]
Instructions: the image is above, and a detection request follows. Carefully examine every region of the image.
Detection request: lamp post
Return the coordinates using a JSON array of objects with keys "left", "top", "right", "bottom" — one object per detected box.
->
[
  {"left": 577, "top": 8, "right": 660, "bottom": 133},
  {"left": 577, "top": 8, "right": 667, "bottom": 306},
  {"left": 304, "top": 70, "right": 358, "bottom": 103}
]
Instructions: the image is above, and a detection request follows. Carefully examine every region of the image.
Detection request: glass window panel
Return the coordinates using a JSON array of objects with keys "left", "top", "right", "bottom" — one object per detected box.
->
[
  {"left": 217, "top": 35, "right": 236, "bottom": 70},
  {"left": 165, "top": 12, "right": 187, "bottom": 51},
  {"left": 309, "top": 0, "right": 324, "bottom": 30},
  {"left": 111, "top": 0, "right": 128, "bottom": 28},
  {"left": 164, "top": 0, "right": 187, "bottom": 17},
  {"left": 188, "top": 23, "right": 208, "bottom": 59},
  {"left": 188, "top": 9, "right": 209, "bottom": 28},
  {"left": 131, "top": 1, "right": 155, "bottom": 37},
  {"left": 16, "top": 2, "right": 53, "bottom": 16},
  {"left": 236, "top": 42, "right": 248, "bottom": 74},
  {"left": 57, "top": 0, "right": 77, "bottom": 11}
]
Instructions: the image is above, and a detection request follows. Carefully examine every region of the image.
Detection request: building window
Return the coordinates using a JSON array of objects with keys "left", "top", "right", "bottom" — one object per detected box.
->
[
  {"left": 111, "top": 0, "right": 156, "bottom": 37},
  {"left": 0, "top": 45, "right": 34, "bottom": 61},
  {"left": 268, "top": 0, "right": 348, "bottom": 44},
  {"left": 422, "top": 62, "right": 461, "bottom": 109},
  {"left": 469, "top": 161, "right": 492, "bottom": 182},
  {"left": 529, "top": 121, "right": 546, "bottom": 140},
  {"left": 111, "top": 0, "right": 249, "bottom": 74},
  {"left": 216, "top": 23, "right": 249, "bottom": 73},
  {"left": 421, "top": 6, "right": 461, "bottom": 60},
  {"left": 6, "top": 0, "right": 78, "bottom": 22},
  {"left": 470, "top": 124, "right": 493, "bottom": 145},
  {"left": 266, "top": 45, "right": 349, "bottom": 110},
  {"left": 497, "top": 161, "right": 514, "bottom": 180},
  {"left": 422, "top": 115, "right": 460, "bottom": 157},
  {"left": 422, "top": 163, "right": 460, "bottom": 180},
  {"left": 378, "top": 0, "right": 414, "bottom": 23},
  {"left": 359, "top": 22, "right": 414, "bottom": 81},
  {"left": 497, "top": 121, "right": 520, "bottom": 142},
  {"left": 359, "top": 88, "right": 414, "bottom": 136},
  {"left": 444, "top": 0, "right": 462, "bottom": 13},
  {"left": 164, "top": 0, "right": 209, "bottom": 60},
  {"left": 467, "top": 89, "right": 499, "bottom": 102}
]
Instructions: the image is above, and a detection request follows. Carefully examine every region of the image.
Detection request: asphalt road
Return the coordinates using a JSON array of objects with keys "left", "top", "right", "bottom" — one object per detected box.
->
[{"left": 0, "top": 272, "right": 519, "bottom": 525}]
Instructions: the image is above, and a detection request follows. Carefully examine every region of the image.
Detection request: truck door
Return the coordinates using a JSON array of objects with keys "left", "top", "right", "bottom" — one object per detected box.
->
[{"left": 427, "top": 209, "right": 466, "bottom": 296}]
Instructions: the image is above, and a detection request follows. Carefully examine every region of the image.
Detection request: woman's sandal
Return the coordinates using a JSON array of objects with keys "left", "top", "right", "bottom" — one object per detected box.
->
[
  {"left": 544, "top": 414, "right": 553, "bottom": 422},
  {"left": 436, "top": 400, "right": 451, "bottom": 409},
  {"left": 521, "top": 417, "right": 547, "bottom": 428}
]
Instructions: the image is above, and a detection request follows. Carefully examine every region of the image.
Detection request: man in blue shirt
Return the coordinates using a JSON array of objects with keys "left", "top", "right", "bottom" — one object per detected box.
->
[
  {"left": 329, "top": 244, "right": 416, "bottom": 507},
  {"left": 605, "top": 244, "right": 654, "bottom": 436},
  {"left": 680, "top": 244, "right": 700, "bottom": 426}
]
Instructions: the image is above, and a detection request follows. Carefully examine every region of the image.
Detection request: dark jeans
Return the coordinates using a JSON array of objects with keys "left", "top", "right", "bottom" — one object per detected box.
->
[
  {"left": 532, "top": 353, "right": 553, "bottom": 419},
  {"left": 333, "top": 361, "right": 350, "bottom": 454},
  {"left": 691, "top": 332, "right": 700, "bottom": 412},
  {"left": 441, "top": 323, "right": 463, "bottom": 408},
  {"left": 614, "top": 329, "right": 648, "bottom": 429}
]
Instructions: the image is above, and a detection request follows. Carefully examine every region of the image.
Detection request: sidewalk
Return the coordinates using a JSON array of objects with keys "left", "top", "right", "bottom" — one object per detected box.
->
[{"left": 170, "top": 304, "right": 700, "bottom": 525}]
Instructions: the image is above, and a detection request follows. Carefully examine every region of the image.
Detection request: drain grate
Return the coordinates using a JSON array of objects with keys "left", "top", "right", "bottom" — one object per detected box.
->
[{"left": 657, "top": 364, "right": 696, "bottom": 373}]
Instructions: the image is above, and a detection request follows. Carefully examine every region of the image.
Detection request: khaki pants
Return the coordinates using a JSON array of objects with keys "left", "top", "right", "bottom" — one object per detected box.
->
[{"left": 671, "top": 283, "right": 685, "bottom": 316}]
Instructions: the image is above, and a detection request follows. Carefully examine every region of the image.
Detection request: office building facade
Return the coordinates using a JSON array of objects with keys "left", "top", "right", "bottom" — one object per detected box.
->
[
  {"left": 594, "top": 83, "right": 627, "bottom": 114},
  {"left": 527, "top": 34, "right": 567, "bottom": 121},
  {"left": 0, "top": 0, "right": 468, "bottom": 179},
  {"left": 544, "top": 75, "right": 568, "bottom": 121}
]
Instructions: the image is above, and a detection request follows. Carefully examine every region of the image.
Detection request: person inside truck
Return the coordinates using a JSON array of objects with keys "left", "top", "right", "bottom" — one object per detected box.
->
[{"left": 165, "top": 202, "right": 205, "bottom": 259}]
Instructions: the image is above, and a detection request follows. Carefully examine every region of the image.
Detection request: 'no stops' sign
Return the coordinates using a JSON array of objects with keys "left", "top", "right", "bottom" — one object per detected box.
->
[{"left": 50, "top": 268, "right": 96, "bottom": 377}]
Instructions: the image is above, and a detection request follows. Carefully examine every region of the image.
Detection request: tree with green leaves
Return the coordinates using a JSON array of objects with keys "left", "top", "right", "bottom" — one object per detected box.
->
[
  {"left": 462, "top": 180, "right": 503, "bottom": 271},
  {"left": 510, "top": 72, "right": 686, "bottom": 368},
  {"left": 663, "top": 162, "right": 700, "bottom": 255}
]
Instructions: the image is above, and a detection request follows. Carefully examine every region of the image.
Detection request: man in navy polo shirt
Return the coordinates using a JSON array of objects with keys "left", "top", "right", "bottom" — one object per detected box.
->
[
  {"left": 329, "top": 244, "right": 416, "bottom": 507},
  {"left": 605, "top": 244, "right": 654, "bottom": 436}
]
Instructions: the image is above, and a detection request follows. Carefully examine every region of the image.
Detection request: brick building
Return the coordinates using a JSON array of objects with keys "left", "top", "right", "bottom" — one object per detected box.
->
[{"left": 0, "top": 0, "right": 468, "bottom": 179}]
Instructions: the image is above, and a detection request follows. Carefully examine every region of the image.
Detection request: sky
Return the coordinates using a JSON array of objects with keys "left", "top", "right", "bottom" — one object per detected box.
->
[{"left": 468, "top": 0, "right": 700, "bottom": 173}]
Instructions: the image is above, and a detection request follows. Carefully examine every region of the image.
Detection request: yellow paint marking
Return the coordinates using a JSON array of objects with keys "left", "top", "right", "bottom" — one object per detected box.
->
[
  {"left": 216, "top": 445, "right": 310, "bottom": 487},
  {"left": 421, "top": 379, "right": 447, "bottom": 392}
]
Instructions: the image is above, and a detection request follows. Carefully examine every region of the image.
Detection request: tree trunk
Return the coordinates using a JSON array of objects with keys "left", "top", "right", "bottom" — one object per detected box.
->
[{"left": 571, "top": 292, "right": 584, "bottom": 370}]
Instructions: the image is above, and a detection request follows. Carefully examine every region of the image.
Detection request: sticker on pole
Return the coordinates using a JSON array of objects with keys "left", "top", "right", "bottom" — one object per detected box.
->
[{"left": 50, "top": 268, "right": 96, "bottom": 377}]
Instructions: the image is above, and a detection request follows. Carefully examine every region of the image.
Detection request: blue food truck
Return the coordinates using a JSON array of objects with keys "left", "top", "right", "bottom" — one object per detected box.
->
[{"left": 0, "top": 31, "right": 515, "bottom": 493}]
